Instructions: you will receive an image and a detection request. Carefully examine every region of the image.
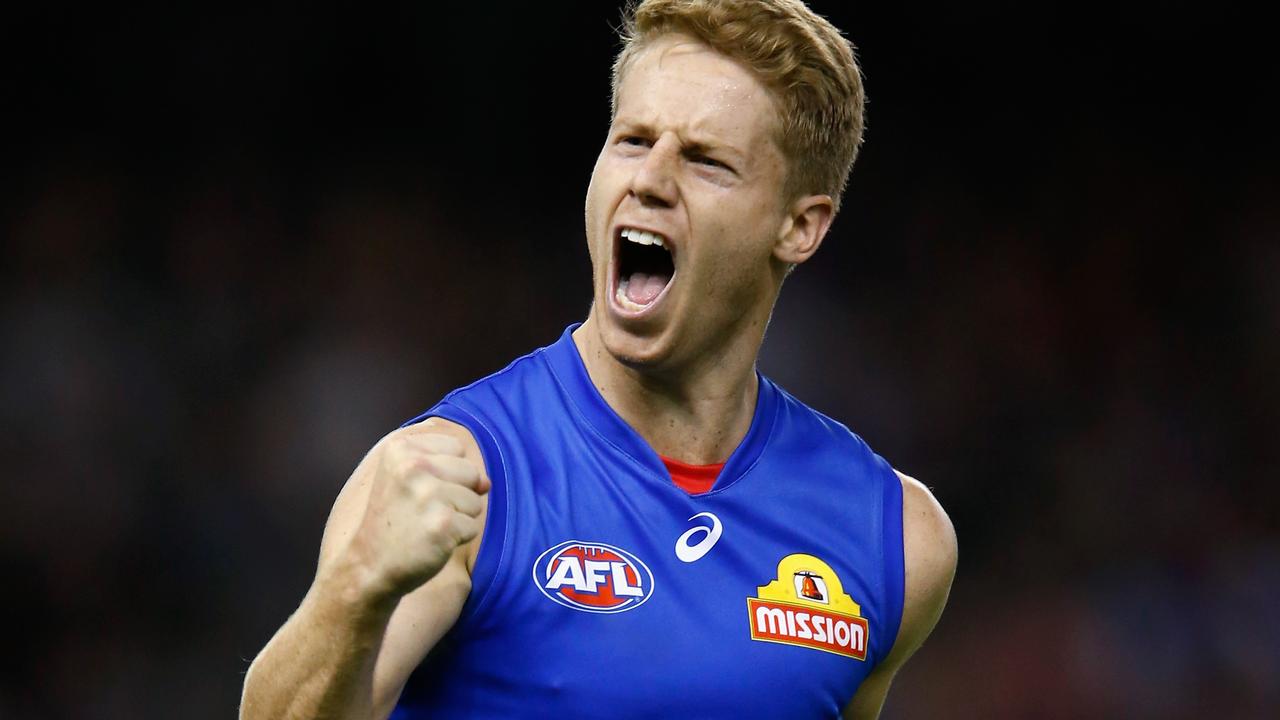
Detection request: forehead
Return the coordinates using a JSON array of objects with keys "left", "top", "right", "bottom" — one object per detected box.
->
[{"left": 615, "top": 35, "right": 780, "bottom": 152}]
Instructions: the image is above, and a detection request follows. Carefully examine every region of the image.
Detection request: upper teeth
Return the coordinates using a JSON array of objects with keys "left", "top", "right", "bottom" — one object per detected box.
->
[{"left": 622, "top": 228, "right": 665, "bottom": 248}]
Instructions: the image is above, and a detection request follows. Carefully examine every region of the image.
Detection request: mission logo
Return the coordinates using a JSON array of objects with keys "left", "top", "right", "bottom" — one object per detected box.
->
[
  {"left": 747, "top": 554, "right": 869, "bottom": 660},
  {"left": 533, "top": 540, "right": 655, "bottom": 614}
]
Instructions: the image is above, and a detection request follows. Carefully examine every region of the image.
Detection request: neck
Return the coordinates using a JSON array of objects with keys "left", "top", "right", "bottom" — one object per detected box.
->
[{"left": 572, "top": 313, "right": 764, "bottom": 465}]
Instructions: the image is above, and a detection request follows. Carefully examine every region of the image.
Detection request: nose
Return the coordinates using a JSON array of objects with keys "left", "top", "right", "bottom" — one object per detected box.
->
[{"left": 630, "top": 134, "right": 679, "bottom": 209}]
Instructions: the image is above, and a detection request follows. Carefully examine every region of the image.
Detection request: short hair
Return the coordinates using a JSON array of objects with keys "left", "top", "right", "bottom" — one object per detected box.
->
[{"left": 612, "top": 0, "right": 866, "bottom": 212}]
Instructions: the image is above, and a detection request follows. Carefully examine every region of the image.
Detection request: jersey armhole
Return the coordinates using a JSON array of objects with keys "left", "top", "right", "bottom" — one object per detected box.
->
[
  {"left": 876, "top": 456, "right": 906, "bottom": 667},
  {"left": 403, "top": 401, "right": 510, "bottom": 627}
]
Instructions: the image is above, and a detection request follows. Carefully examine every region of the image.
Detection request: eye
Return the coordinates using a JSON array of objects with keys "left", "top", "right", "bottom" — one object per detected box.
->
[
  {"left": 619, "top": 135, "right": 651, "bottom": 148},
  {"left": 691, "top": 154, "right": 731, "bottom": 171}
]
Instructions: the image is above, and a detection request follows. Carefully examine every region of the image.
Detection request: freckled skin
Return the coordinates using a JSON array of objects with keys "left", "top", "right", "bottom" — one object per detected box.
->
[{"left": 581, "top": 34, "right": 793, "bottom": 382}]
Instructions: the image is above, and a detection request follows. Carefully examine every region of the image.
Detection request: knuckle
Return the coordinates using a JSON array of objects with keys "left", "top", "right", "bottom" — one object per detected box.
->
[
  {"left": 384, "top": 448, "right": 446, "bottom": 483},
  {"left": 417, "top": 453, "right": 449, "bottom": 481},
  {"left": 406, "top": 480, "right": 427, "bottom": 504},
  {"left": 381, "top": 440, "right": 416, "bottom": 474},
  {"left": 423, "top": 502, "right": 456, "bottom": 540},
  {"left": 430, "top": 454, "right": 473, "bottom": 484},
  {"left": 410, "top": 476, "right": 442, "bottom": 503},
  {"left": 458, "top": 459, "right": 481, "bottom": 480},
  {"left": 438, "top": 435, "right": 465, "bottom": 456},
  {"left": 392, "top": 454, "right": 428, "bottom": 483},
  {"left": 383, "top": 427, "right": 417, "bottom": 452},
  {"left": 455, "top": 516, "right": 479, "bottom": 543},
  {"left": 419, "top": 431, "right": 463, "bottom": 455},
  {"left": 393, "top": 455, "right": 418, "bottom": 478}
]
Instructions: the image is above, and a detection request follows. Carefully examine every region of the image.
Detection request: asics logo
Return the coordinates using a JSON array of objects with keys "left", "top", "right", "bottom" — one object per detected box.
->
[{"left": 675, "top": 512, "right": 723, "bottom": 563}]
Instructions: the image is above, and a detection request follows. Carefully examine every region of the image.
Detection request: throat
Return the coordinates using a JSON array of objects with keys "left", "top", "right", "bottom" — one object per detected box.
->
[{"left": 572, "top": 316, "right": 761, "bottom": 467}]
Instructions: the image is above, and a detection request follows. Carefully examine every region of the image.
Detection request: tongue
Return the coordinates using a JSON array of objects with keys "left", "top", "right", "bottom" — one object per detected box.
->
[{"left": 625, "top": 272, "right": 670, "bottom": 305}]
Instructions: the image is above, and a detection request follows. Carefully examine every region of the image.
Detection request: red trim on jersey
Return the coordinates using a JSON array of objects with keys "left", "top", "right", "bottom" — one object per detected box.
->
[{"left": 660, "top": 455, "right": 724, "bottom": 495}]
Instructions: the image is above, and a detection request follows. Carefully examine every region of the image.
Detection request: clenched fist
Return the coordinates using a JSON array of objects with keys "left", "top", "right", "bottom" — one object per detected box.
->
[{"left": 348, "top": 430, "right": 490, "bottom": 600}]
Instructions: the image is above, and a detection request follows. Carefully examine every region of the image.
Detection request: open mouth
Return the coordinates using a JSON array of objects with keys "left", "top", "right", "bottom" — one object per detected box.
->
[{"left": 613, "top": 227, "right": 676, "bottom": 314}]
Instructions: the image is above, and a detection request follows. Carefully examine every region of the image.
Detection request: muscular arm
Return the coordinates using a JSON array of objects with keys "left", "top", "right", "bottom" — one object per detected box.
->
[
  {"left": 842, "top": 471, "right": 958, "bottom": 720},
  {"left": 239, "top": 418, "right": 489, "bottom": 720}
]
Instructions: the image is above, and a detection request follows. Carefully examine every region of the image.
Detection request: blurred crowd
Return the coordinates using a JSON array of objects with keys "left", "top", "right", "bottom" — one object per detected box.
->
[{"left": 2, "top": 2, "right": 1276, "bottom": 718}]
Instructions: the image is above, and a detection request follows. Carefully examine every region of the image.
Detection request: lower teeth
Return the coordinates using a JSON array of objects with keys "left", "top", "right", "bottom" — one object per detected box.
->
[{"left": 616, "top": 279, "right": 647, "bottom": 311}]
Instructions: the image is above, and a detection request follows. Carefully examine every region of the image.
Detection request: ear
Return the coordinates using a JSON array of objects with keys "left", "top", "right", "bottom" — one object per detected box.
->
[{"left": 773, "top": 194, "right": 834, "bottom": 266}]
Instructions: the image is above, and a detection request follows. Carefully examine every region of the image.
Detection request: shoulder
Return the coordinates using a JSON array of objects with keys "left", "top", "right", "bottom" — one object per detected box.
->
[
  {"left": 888, "top": 469, "right": 957, "bottom": 667},
  {"left": 839, "top": 469, "right": 955, "bottom": 718}
]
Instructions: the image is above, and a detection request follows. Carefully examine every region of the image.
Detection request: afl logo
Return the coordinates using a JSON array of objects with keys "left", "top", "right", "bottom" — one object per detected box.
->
[{"left": 533, "top": 541, "right": 655, "bottom": 614}]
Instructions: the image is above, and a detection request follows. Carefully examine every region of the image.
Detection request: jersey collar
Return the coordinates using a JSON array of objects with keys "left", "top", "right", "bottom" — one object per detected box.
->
[{"left": 543, "top": 323, "right": 779, "bottom": 494}]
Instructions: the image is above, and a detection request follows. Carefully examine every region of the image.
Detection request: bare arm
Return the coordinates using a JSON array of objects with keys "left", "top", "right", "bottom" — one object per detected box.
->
[
  {"left": 239, "top": 418, "right": 490, "bottom": 720},
  {"left": 842, "top": 471, "right": 957, "bottom": 720}
]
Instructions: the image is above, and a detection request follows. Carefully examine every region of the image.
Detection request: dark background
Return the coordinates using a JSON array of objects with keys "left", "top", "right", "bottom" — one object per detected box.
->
[{"left": 3, "top": 2, "right": 1277, "bottom": 718}]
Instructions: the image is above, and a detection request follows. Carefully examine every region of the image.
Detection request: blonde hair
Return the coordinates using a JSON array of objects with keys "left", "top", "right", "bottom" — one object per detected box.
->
[{"left": 612, "top": 0, "right": 866, "bottom": 212}]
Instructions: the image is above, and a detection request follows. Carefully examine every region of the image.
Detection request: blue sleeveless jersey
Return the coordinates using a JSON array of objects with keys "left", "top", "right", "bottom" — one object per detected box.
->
[{"left": 392, "top": 325, "right": 905, "bottom": 719}]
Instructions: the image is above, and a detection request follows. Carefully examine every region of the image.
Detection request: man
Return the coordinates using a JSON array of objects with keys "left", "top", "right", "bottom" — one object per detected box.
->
[{"left": 241, "top": 1, "right": 956, "bottom": 717}]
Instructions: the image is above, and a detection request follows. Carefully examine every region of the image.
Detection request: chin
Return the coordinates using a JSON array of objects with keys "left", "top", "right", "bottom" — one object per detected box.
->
[{"left": 595, "top": 310, "right": 678, "bottom": 371}]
